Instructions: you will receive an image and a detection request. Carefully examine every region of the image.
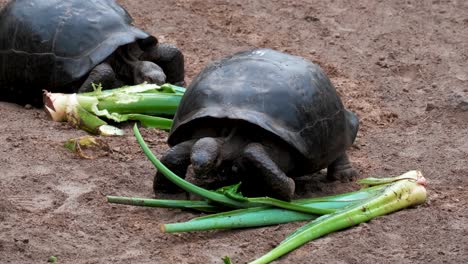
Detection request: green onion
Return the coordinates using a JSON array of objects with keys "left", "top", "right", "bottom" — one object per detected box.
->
[
  {"left": 247, "top": 170, "right": 427, "bottom": 264},
  {"left": 163, "top": 207, "right": 313, "bottom": 233},
  {"left": 44, "top": 83, "right": 185, "bottom": 135},
  {"left": 161, "top": 184, "right": 388, "bottom": 233},
  {"left": 107, "top": 180, "right": 389, "bottom": 232},
  {"left": 106, "top": 196, "right": 220, "bottom": 212}
]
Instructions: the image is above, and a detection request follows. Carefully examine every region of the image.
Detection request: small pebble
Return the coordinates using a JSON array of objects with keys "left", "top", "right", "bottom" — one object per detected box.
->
[
  {"left": 376, "top": 61, "right": 389, "bottom": 68},
  {"left": 458, "top": 100, "right": 468, "bottom": 111},
  {"left": 425, "top": 103, "right": 436, "bottom": 111},
  {"left": 449, "top": 90, "right": 468, "bottom": 111}
]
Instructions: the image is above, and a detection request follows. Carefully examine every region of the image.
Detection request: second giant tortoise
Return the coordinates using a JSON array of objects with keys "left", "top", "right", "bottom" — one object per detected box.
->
[
  {"left": 155, "top": 48, "right": 359, "bottom": 201},
  {"left": 0, "top": 0, "right": 184, "bottom": 106}
]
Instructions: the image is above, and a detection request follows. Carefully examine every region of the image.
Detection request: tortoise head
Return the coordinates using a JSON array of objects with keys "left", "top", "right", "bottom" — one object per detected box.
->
[{"left": 190, "top": 137, "right": 224, "bottom": 176}]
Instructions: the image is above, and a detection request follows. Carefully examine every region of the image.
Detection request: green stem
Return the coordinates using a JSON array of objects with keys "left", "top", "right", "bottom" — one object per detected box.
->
[
  {"left": 125, "top": 114, "right": 173, "bottom": 130},
  {"left": 247, "top": 197, "right": 335, "bottom": 215},
  {"left": 162, "top": 184, "right": 387, "bottom": 233},
  {"left": 163, "top": 207, "right": 315, "bottom": 233},
  {"left": 96, "top": 92, "right": 182, "bottom": 117},
  {"left": 249, "top": 171, "right": 427, "bottom": 264},
  {"left": 67, "top": 97, "right": 124, "bottom": 136},
  {"left": 106, "top": 196, "right": 219, "bottom": 212}
]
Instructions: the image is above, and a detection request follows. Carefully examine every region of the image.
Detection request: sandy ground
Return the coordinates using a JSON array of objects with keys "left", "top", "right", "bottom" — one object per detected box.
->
[{"left": 1, "top": 0, "right": 467, "bottom": 263}]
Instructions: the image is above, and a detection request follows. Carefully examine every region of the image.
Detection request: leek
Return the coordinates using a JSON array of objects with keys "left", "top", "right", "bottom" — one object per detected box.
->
[
  {"left": 247, "top": 170, "right": 427, "bottom": 264},
  {"left": 107, "top": 184, "right": 388, "bottom": 232},
  {"left": 161, "top": 184, "right": 388, "bottom": 233},
  {"left": 44, "top": 83, "right": 185, "bottom": 135},
  {"left": 106, "top": 196, "right": 220, "bottom": 213}
]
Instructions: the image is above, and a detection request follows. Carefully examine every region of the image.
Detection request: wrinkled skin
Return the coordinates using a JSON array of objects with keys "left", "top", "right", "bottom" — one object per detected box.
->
[{"left": 155, "top": 121, "right": 358, "bottom": 201}]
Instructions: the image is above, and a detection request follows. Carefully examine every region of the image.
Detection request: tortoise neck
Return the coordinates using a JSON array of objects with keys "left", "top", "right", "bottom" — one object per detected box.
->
[{"left": 108, "top": 43, "right": 142, "bottom": 82}]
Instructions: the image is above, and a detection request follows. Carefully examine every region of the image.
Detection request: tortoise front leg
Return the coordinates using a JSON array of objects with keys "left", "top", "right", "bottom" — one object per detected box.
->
[
  {"left": 154, "top": 139, "right": 196, "bottom": 193},
  {"left": 78, "top": 62, "right": 117, "bottom": 93},
  {"left": 241, "top": 143, "right": 295, "bottom": 201},
  {"left": 326, "top": 153, "right": 358, "bottom": 182}
]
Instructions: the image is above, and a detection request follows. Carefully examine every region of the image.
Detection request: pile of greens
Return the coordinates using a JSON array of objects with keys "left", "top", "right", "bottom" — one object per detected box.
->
[{"left": 44, "top": 83, "right": 185, "bottom": 135}]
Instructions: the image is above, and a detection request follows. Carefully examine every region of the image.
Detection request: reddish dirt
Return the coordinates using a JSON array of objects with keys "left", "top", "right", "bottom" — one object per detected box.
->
[{"left": 1, "top": 0, "right": 467, "bottom": 263}]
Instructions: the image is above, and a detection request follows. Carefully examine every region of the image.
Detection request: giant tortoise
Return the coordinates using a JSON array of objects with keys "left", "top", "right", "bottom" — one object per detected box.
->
[
  {"left": 0, "top": 0, "right": 184, "bottom": 106},
  {"left": 155, "top": 48, "right": 359, "bottom": 201}
]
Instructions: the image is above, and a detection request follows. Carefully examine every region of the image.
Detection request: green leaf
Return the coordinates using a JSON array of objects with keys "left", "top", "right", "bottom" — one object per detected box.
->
[
  {"left": 216, "top": 183, "right": 248, "bottom": 201},
  {"left": 222, "top": 256, "right": 233, "bottom": 264}
]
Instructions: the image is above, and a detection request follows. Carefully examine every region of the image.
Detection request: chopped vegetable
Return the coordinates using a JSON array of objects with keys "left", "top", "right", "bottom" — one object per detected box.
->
[
  {"left": 44, "top": 83, "right": 185, "bottom": 135},
  {"left": 47, "top": 256, "right": 58, "bottom": 263},
  {"left": 107, "top": 184, "right": 388, "bottom": 232},
  {"left": 161, "top": 184, "right": 388, "bottom": 233},
  {"left": 247, "top": 170, "right": 427, "bottom": 264},
  {"left": 222, "top": 256, "right": 233, "bottom": 264},
  {"left": 63, "top": 135, "right": 109, "bottom": 159},
  {"left": 106, "top": 196, "right": 220, "bottom": 213}
]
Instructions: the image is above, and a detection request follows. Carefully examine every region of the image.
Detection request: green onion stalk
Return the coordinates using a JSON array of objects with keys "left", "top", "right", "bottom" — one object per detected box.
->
[
  {"left": 160, "top": 184, "right": 389, "bottom": 233},
  {"left": 107, "top": 184, "right": 389, "bottom": 232},
  {"left": 106, "top": 196, "right": 221, "bottom": 213},
  {"left": 246, "top": 170, "right": 427, "bottom": 264},
  {"left": 44, "top": 83, "right": 185, "bottom": 135}
]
